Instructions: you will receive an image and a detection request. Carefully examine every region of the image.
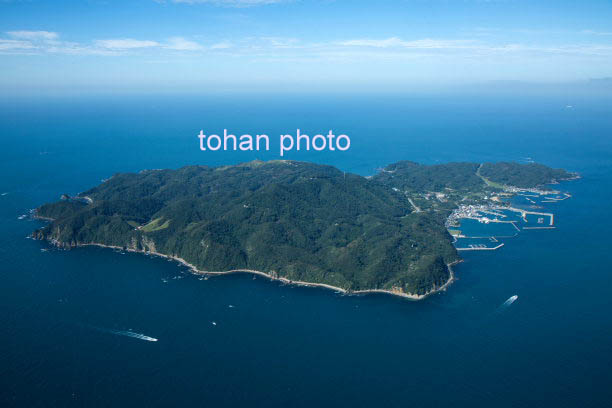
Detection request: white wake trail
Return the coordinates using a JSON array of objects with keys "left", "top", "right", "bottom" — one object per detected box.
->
[
  {"left": 501, "top": 295, "right": 518, "bottom": 309},
  {"left": 111, "top": 329, "right": 158, "bottom": 342},
  {"left": 87, "top": 325, "right": 158, "bottom": 342}
]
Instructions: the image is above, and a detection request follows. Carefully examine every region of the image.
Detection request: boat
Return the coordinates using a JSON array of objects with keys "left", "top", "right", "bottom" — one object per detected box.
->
[{"left": 502, "top": 295, "right": 518, "bottom": 307}]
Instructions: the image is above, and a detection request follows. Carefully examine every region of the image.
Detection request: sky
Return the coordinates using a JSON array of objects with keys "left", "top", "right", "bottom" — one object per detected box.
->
[{"left": 1, "top": 0, "right": 612, "bottom": 93}]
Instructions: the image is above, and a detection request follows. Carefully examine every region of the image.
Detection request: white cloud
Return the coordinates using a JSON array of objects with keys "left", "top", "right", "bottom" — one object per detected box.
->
[
  {"left": 1, "top": 31, "right": 60, "bottom": 54},
  {"left": 260, "top": 37, "right": 300, "bottom": 48},
  {"left": 338, "top": 37, "right": 406, "bottom": 48},
  {"left": 338, "top": 37, "right": 473, "bottom": 49},
  {"left": 0, "top": 39, "right": 37, "bottom": 50},
  {"left": 0, "top": 31, "right": 211, "bottom": 55},
  {"left": 171, "top": 0, "right": 284, "bottom": 6},
  {"left": 2, "top": 31, "right": 612, "bottom": 65},
  {"left": 210, "top": 41, "right": 233, "bottom": 49},
  {"left": 164, "top": 37, "right": 203, "bottom": 50},
  {"left": 95, "top": 39, "right": 161, "bottom": 50},
  {"left": 581, "top": 30, "right": 612, "bottom": 36},
  {"left": 7, "top": 30, "right": 59, "bottom": 41}
]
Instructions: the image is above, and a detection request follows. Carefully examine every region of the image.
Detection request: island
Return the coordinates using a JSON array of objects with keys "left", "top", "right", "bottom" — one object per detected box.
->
[{"left": 32, "top": 160, "right": 577, "bottom": 299}]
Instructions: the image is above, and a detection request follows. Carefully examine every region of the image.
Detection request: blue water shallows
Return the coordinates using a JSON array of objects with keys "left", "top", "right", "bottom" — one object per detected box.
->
[{"left": 1, "top": 93, "right": 612, "bottom": 407}]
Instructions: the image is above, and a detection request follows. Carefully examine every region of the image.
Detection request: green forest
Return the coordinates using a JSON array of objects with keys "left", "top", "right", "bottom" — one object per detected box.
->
[
  {"left": 33, "top": 159, "right": 573, "bottom": 296},
  {"left": 479, "top": 162, "right": 573, "bottom": 188}
]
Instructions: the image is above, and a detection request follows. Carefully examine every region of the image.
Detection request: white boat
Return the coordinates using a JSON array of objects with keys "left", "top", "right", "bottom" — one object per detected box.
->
[
  {"left": 117, "top": 330, "right": 158, "bottom": 342},
  {"left": 502, "top": 295, "right": 518, "bottom": 307}
]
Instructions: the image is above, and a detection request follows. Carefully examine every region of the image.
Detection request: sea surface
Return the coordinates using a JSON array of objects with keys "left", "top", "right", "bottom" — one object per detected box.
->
[{"left": 1, "top": 92, "right": 612, "bottom": 407}]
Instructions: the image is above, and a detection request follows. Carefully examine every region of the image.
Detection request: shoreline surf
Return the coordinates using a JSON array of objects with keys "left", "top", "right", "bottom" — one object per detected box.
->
[{"left": 35, "top": 232, "right": 460, "bottom": 301}]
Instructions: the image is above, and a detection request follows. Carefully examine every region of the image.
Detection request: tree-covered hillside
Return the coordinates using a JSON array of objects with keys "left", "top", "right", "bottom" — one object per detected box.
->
[
  {"left": 479, "top": 162, "right": 575, "bottom": 188},
  {"left": 34, "top": 160, "right": 458, "bottom": 295},
  {"left": 373, "top": 161, "right": 484, "bottom": 192},
  {"left": 33, "top": 159, "right": 575, "bottom": 297}
]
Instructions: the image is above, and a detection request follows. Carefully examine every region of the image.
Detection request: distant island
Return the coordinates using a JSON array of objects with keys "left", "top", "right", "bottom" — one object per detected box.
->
[{"left": 32, "top": 160, "right": 577, "bottom": 299}]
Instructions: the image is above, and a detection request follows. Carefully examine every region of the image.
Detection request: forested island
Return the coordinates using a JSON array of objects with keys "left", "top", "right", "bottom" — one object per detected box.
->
[{"left": 32, "top": 160, "right": 576, "bottom": 299}]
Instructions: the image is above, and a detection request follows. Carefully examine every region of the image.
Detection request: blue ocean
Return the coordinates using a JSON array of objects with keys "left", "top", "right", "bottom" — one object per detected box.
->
[{"left": 1, "top": 92, "right": 612, "bottom": 407}]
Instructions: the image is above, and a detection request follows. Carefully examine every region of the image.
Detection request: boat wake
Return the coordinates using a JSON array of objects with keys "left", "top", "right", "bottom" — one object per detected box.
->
[
  {"left": 112, "top": 329, "right": 158, "bottom": 342},
  {"left": 484, "top": 295, "right": 519, "bottom": 321},
  {"left": 500, "top": 295, "right": 518, "bottom": 310},
  {"left": 87, "top": 325, "right": 158, "bottom": 342}
]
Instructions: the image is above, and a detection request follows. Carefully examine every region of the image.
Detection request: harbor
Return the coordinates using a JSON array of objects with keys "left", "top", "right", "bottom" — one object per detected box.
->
[{"left": 447, "top": 191, "right": 562, "bottom": 251}]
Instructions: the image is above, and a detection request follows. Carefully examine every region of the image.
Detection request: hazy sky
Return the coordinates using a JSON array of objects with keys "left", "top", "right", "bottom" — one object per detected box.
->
[{"left": 2, "top": 0, "right": 612, "bottom": 92}]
